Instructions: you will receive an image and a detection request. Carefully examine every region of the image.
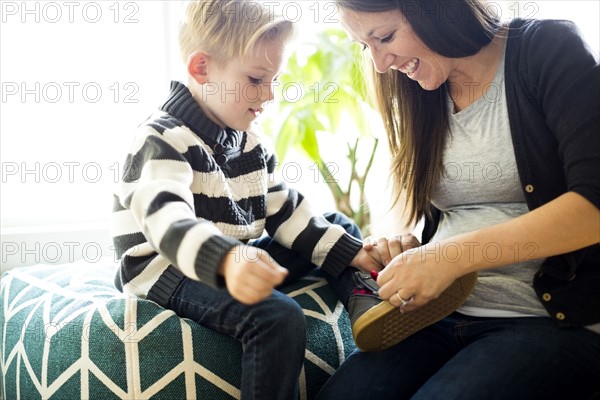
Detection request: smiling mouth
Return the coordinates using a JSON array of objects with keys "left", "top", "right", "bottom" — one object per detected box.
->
[{"left": 399, "top": 58, "right": 420, "bottom": 76}]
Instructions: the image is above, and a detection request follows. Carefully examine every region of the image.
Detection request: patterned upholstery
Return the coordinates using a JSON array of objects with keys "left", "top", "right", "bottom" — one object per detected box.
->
[{"left": 0, "top": 259, "right": 356, "bottom": 399}]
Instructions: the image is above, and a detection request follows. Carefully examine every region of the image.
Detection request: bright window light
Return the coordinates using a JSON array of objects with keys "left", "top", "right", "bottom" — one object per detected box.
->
[{"left": 1, "top": 1, "right": 175, "bottom": 228}]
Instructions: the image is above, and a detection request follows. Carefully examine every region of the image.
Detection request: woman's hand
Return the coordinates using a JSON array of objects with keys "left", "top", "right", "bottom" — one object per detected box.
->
[
  {"left": 373, "top": 192, "right": 600, "bottom": 312},
  {"left": 219, "top": 245, "right": 288, "bottom": 304},
  {"left": 351, "top": 233, "right": 421, "bottom": 273},
  {"left": 363, "top": 233, "right": 421, "bottom": 267},
  {"left": 376, "top": 245, "right": 463, "bottom": 312}
]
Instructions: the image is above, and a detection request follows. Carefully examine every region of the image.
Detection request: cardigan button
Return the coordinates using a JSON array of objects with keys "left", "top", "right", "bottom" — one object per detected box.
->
[
  {"left": 215, "top": 154, "right": 228, "bottom": 165},
  {"left": 542, "top": 293, "right": 552, "bottom": 302},
  {"left": 213, "top": 143, "right": 225, "bottom": 154},
  {"left": 555, "top": 312, "right": 566, "bottom": 321},
  {"left": 525, "top": 184, "right": 534, "bottom": 193}
]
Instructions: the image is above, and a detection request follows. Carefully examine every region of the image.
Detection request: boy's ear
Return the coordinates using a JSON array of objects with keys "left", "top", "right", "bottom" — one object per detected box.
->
[{"left": 187, "top": 51, "right": 210, "bottom": 85}]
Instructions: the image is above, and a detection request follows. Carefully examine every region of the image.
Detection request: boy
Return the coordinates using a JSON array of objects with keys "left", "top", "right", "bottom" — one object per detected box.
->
[{"left": 111, "top": 1, "right": 380, "bottom": 398}]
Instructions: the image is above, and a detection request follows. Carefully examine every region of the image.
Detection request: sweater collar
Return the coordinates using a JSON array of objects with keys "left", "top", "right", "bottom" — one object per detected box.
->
[{"left": 160, "top": 81, "right": 243, "bottom": 150}]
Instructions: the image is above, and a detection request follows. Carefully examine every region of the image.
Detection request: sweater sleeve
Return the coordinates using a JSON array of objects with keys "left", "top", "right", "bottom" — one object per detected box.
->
[
  {"left": 118, "top": 125, "right": 241, "bottom": 288},
  {"left": 524, "top": 20, "right": 600, "bottom": 209},
  {"left": 261, "top": 147, "right": 362, "bottom": 278}
]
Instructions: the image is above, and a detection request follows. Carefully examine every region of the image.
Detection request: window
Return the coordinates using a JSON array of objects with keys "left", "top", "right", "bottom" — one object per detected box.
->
[
  {"left": 1, "top": 1, "right": 183, "bottom": 269},
  {"left": 1, "top": 1, "right": 179, "bottom": 228}
]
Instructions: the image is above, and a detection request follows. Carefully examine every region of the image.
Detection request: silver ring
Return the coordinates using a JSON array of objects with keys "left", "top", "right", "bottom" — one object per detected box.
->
[{"left": 395, "top": 293, "right": 408, "bottom": 306}]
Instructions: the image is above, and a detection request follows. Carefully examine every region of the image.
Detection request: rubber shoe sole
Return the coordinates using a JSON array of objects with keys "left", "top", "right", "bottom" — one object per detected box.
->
[{"left": 352, "top": 271, "right": 478, "bottom": 352}]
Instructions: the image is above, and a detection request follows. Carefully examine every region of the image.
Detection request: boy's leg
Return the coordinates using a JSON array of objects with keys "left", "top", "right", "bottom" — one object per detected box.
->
[
  {"left": 168, "top": 277, "right": 306, "bottom": 400},
  {"left": 250, "top": 212, "right": 363, "bottom": 290},
  {"left": 249, "top": 233, "right": 317, "bottom": 286}
]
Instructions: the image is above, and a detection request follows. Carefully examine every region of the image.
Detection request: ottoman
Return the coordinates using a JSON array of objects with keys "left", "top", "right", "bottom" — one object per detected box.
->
[{"left": 0, "top": 258, "right": 356, "bottom": 399}]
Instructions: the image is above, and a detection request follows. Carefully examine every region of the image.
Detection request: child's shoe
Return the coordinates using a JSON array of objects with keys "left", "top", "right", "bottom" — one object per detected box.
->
[
  {"left": 349, "top": 270, "right": 478, "bottom": 352},
  {"left": 347, "top": 270, "right": 380, "bottom": 325}
]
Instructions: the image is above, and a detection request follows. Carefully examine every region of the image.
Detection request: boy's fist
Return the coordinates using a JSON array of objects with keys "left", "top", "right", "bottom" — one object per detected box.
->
[{"left": 219, "top": 245, "right": 288, "bottom": 304}]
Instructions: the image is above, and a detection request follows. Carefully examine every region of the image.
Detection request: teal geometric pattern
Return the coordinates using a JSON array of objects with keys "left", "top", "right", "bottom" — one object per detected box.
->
[{"left": 0, "top": 259, "right": 356, "bottom": 399}]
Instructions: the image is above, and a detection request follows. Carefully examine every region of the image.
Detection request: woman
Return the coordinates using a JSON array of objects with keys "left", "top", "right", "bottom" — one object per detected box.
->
[{"left": 317, "top": 1, "right": 600, "bottom": 399}]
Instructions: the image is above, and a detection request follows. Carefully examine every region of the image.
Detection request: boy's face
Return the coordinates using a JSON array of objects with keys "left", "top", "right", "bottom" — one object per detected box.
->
[{"left": 199, "top": 39, "right": 288, "bottom": 131}]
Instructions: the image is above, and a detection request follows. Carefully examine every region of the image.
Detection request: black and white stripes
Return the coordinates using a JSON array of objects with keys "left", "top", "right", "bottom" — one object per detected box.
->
[{"left": 112, "top": 81, "right": 362, "bottom": 306}]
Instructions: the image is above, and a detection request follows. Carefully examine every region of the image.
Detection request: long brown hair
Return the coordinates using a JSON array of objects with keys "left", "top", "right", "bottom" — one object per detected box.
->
[{"left": 336, "top": 0, "right": 501, "bottom": 226}]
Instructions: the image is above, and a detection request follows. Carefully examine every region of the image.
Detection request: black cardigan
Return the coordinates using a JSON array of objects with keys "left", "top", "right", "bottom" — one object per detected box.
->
[{"left": 423, "top": 19, "right": 600, "bottom": 327}]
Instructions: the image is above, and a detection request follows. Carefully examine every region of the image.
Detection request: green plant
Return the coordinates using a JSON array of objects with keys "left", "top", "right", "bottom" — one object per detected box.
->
[{"left": 265, "top": 28, "right": 380, "bottom": 235}]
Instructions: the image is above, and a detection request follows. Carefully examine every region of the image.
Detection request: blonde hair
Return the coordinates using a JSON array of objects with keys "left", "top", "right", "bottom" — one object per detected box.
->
[{"left": 179, "top": 0, "right": 295, "bottom": 64}]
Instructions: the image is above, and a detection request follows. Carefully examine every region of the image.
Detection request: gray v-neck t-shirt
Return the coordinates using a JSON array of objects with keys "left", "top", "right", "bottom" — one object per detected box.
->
[{"left": 430, "top": 42, "right": 548, "bottom": 318}]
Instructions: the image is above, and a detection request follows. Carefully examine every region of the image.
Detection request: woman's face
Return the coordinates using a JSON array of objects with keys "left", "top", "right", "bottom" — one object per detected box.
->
[{"left": 340, "top": 8, "right": 452, "bottom": 91}]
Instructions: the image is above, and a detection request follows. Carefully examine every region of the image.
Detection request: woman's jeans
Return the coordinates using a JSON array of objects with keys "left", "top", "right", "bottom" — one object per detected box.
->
[
  {"left": 167, "top": 212, "right": 361, "bottom": 400},
  {"left": 316, "top": 312, "right": 600, "bottom": 400}
]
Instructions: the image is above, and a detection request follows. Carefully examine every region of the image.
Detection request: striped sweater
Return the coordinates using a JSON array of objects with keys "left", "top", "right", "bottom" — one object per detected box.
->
[{"left": 111, "top": 81, "right": 362, "bottom": 306}]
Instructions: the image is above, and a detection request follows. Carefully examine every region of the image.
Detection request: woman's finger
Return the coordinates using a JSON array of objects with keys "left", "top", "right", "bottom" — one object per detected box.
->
[
  {"left": 376, "top": 237, "right": 392, "bottom": 265},
  {"left": 387, "top": 235, "right": 404, "bottom": 258}
]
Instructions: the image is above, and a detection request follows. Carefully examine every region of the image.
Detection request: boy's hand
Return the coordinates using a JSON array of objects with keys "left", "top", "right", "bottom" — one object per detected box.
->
[
  {"left": 219, "top": 245, "right": 288, "bottom": 304},
  {"left": 360, "top": 233, "right": 421, "bottom": 268},
  {"left": 350, "top": 247, "right": 384, "bottom": 273}
]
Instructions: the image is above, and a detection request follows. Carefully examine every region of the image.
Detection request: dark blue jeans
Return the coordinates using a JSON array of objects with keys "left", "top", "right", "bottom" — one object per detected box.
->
[
  {"left": 167, "top": 212, "right": 361, "bottom": 400},
  {"left": 316, "top": 312, "right": 600, "bottom": 400}
]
